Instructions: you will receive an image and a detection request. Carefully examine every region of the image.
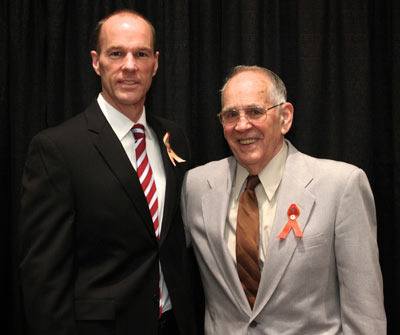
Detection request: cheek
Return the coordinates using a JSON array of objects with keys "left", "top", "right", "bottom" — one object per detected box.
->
[
  {"left": 264, "top": 121, "right": 281, "bottom": 137},
  {"left": 100, "top": 62, "right": 118, "bottom": 74},
  {"left": 144, "top": 68, "right": 156, "bottom": 81},
  {"left": 223, "top": 129, "right": 234, "bottom": 144}
]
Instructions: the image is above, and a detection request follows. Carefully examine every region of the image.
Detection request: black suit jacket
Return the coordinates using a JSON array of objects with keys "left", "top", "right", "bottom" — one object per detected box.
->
[{"left": 18, "top": 101, "right": 201, "bottom": 335}]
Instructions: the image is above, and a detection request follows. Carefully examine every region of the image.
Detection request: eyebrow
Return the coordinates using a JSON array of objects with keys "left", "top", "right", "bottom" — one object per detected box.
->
[
  {"left": 221, "top": 104, "right": 263, "bottom": 112},
  {"left": 105, "top": 45, "right": 153, "bottom": 52}
]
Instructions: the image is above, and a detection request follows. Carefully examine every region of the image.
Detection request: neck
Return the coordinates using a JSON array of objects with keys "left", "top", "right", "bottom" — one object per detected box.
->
[
  {"left": 244, "top": 140, "right": 284, "bottom": 175},
  {"left": 120, "top": 105, "right": 144, "bottom": 123},
  {"left": 100, "top": 93, "right": 145, "bottom": 122}
]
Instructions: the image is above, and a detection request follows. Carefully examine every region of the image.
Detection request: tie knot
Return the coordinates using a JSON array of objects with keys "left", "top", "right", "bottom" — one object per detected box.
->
[
  {"left": 246, "top": 175, "right": 260, "bottom": 191},
  {"left": 132, "top": 123, "right": 145, "bottom": 140}
]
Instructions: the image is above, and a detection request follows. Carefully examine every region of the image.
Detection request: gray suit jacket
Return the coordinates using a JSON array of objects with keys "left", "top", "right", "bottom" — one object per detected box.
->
[{"left": 181, "top": 142, "right": 386, "bottom": 335}]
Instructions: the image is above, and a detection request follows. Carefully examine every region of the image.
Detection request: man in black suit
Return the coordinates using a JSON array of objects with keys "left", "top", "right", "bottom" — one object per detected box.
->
[{"left": 18, "top": 9, "right": 200, "bottom": 335}]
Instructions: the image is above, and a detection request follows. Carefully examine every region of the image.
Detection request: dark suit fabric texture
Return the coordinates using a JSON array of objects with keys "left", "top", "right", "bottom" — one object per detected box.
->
[{"left": 18, "top": 101, "right": 200, "bottom": 335}]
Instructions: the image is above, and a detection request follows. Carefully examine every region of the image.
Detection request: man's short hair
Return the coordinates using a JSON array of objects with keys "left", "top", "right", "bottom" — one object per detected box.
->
[
  {"left": 91, "top": 9, "right": 156, "bottom": 52},
  {"left": 221, "top": 65, "right": 287, "bottom": 104}
]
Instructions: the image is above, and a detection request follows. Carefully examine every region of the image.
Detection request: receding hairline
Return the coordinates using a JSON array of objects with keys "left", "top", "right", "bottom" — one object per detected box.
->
[
  {"left": 220, "top": 65, "right": 287, "bottom": 105},
  {"left": 93, "top": 9, "right": 156, "bottom": 52}
]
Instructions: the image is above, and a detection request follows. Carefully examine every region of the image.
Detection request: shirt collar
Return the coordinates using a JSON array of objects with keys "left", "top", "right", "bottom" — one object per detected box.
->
[
  {"left": 233, "top": 142, "right": 288, "bottom": 201},
  {"left": 97, "top": 93, "right": 153, "bottom": 140}
]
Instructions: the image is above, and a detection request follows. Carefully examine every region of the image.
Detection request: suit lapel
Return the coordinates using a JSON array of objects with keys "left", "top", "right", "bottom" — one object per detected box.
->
[
  {"left": 201, "top": 158, "right": 252, "bottom": 317},
  {"left": 85, "top": 101, "right": 157, "bottom": 240},
  {"left": 253, "top": 142, "right": 316, "bottom": 315}
]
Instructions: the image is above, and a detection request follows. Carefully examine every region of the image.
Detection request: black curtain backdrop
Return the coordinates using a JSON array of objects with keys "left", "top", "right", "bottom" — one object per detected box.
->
[{"left": 2, "top": 0, "right": 399, "bottom": 334}]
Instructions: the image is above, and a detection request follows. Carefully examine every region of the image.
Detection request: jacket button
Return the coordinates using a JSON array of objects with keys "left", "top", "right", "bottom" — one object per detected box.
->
[{"left": 249, "top": 320, "right": 257, "bottom": 328}]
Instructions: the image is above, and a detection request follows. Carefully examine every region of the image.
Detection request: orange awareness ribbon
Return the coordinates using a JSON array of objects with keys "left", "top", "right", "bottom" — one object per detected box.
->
[
  {"left": 278, "top": 203, "right": 303, "bottom": 239},
  {"left": 163, "top": 132, "right": 186, "bottom": 166}
]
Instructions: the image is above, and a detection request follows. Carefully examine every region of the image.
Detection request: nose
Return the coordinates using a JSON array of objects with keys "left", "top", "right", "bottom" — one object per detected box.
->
[
  {"left": 122, "top": 53, "right": 138, "bottom": 71},
  {"left": 234, "top": 114, "right": 252, "bottom": 131}
]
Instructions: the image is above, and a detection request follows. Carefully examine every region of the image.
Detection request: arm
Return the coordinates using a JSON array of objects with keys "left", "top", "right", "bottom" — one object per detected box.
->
[
  {"left": 180, "top": 172, "right": 191, "bottom": 248},
  {"left": 335, "top": 168, "right": 386, "bottom": 334},
  {"left": 18, "top": 133, "right": 76, "bottom": 335}
]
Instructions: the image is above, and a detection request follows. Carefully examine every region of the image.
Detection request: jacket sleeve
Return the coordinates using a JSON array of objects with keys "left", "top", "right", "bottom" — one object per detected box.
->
[
  {"left": 335, "top": 168, "right": 386, "bottom": 334},
  {"left": 180, "top": 172, "right": 191, "bottom": 247},
  {"left": 18, "top": 132, "right": 77, "bottom": 335}
]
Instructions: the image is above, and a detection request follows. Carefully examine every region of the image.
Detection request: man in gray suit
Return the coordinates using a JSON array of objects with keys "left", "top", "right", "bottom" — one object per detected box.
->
[{"left": 181, "top": 65, "right": 386, "bottom": 334}]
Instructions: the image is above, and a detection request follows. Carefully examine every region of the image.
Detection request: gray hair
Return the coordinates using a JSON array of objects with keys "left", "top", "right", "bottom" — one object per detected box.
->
[{"left": 220, "top": 65, "right": 287, "bottom": 104}]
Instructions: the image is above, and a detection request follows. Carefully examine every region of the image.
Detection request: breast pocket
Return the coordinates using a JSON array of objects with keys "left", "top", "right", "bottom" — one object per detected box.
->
[
  {"left": 290, "top": 233, "right": 332, "bottom": 279},
  {"left": 295, "top": 233, "right": 336, "bottom": 292},
  {"left": 296, "top": 233, "right": 327, "bottom": 252}
]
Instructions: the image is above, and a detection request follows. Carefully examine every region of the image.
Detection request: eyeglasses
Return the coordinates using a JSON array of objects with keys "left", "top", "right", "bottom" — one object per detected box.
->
[{"left": 217, "top": 102, "right": 284, "bottom": 126}]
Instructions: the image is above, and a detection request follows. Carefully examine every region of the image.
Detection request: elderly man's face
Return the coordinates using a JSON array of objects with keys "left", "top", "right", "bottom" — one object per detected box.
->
[
  {"left": 221, "top": 71, "right": 293, "bottom": 175},
  {"left": 91, "top": 14, "right": 158, "bottom": 119}
]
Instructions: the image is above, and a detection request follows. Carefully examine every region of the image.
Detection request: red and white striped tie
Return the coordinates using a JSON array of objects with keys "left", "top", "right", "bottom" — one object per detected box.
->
[
  {"left": 132, "top": 124, "right": 163, "bottom": 316},
  {"left": 132, "top": 124, "right": 160, "bottom": 237}
]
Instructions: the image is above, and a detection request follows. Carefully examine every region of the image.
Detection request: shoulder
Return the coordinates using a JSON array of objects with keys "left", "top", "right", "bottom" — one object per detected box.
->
[
  {"left": 147, "top": 114, "right": 185, "bottom": 136},
  {"left": 304, "top": 153, "right": 365, "bottom": 180},
  {"left": 147, "top": 113, "right": 191, "bottom": 161},
  {"left": 29, "top": 115, "right": 82, "bottom": 150},
  {"left": 290, "top": 147, "right": 371, "bottom": 194},
  {"left": 30, "top": 100, "right": 101, "bottom": 146},
  {"left": 33, "top": 100, "right": 102, "bottom": 144},
  {"left": 287, "top": 142, "right": 364, "bottom": 179},
  {"left": 150, "top": 114, "right": 180, "bottom": 129},
  {"left": 27, "top": 102, "right": 101, "bottom": 159},
  {"left": 185, "top": 156, "right": 234, "bottom": 184},
  {"left": 39, "top": 113, "right": 85, "bottom": 138},
  {"left": 182, "top": 157, "right": 233, "bottom": 198}
]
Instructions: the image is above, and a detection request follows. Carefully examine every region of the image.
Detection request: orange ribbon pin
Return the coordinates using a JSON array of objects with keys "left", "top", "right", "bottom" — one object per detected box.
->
[
  {"left": 278, "top": 203, "right": 303, "bottom": 239},
  {"left": 163, "top": 132, "right": 186, "bottom": 166}
]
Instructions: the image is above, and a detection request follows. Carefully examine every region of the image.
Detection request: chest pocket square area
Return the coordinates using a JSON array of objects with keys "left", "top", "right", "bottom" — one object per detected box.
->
[{"left": 296, "top": 233, "right": 327, "bottom": 251}]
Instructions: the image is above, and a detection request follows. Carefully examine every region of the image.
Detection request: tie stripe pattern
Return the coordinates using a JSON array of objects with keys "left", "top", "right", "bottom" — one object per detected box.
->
[
  {"left": 236, "top": 175, "right": 261, "bottom": 309},
  {"left": 132, "top": 124, "right": 163, "bottom": 317},
  {"left": 132, "top": 124, "right": 160, "bottom": 238}
]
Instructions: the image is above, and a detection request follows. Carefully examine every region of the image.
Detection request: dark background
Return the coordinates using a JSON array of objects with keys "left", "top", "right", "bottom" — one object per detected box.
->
[{"left": 2, "top": 0, "right": 399, "bottom": 334}]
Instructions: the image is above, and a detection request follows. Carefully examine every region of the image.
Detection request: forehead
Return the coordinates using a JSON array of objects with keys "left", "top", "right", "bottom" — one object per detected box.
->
[
  {"left": 222, "top": 71, "right": 271, "bottom": 108},
  {"left": 99, "top": 14, "right": 153, "bottom": 49}
]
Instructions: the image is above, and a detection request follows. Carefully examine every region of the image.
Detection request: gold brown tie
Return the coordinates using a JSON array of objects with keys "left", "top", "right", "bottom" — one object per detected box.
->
[{"left": 236, "top": 175, "right": 261, "bottom": 309}]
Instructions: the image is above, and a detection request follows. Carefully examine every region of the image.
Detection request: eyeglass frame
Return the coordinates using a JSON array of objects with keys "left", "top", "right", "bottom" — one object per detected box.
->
[{"left": 217, "top": 102, "right": 285, "bottom": 126}]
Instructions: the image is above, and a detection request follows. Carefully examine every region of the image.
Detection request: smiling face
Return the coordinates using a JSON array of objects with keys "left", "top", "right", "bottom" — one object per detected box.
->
[
  {"left": 90, "top": 13, "right": 159, "bottom": 121},
  {"left": 221, "top": 70, "right": 293, "bottom": 175}
]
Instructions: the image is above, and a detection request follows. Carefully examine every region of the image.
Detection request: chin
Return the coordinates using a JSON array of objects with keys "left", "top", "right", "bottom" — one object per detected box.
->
[
  {"left": 237, "top": 157, "right": 259, "bottom": 168},
  {"left": 238, "top": 151, "right": 261, "bottom": 161},
  {"left": 116, "top": 95, "right": 143, "bottom": 106}
]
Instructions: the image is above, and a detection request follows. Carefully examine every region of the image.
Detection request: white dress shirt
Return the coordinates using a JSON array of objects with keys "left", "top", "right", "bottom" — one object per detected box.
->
[
  {"left": 97, "top": 94, "right": 171, "bottom": 312},
  {"left": 225, "top": 142, "right": 288, "bottom": 269}
]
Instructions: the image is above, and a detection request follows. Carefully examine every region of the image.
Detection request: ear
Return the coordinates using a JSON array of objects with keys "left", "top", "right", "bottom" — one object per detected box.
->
[
  {"left": 90, "top": 50, "right": 101, "bottom": 76},
  {"left": 152, "top": 51, "right": 160, "bottom": 77},
  {"left": 280, "top": 102, "right": 294, "bottom": 135}
]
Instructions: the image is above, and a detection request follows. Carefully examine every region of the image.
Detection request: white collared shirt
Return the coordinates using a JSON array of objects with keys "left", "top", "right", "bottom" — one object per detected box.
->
[
  {"left": 225, "top": 142, "right": 288, "bottom": 268},
  {"left": 97, "top": 94, "right": 171, "bottom": 312}
]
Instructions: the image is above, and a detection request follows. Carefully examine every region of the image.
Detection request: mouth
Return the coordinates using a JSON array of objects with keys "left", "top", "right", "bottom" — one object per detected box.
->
[
  {"left": 238, "top": 138, "right": 258, "bottom": 145},
  {"left": 119, "top": 79, "right": 140, "bottom": 86}
]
